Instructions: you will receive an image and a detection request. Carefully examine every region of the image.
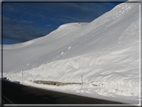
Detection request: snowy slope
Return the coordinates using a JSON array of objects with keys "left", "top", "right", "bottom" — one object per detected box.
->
[{"left": 3, "top": 2, "right": 140, "bottom": 104}]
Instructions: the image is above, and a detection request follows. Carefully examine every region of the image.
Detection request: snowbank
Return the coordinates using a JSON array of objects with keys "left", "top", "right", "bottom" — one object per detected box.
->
[{"left": 3, "top": 1, "right": 141, "bottom": 105}]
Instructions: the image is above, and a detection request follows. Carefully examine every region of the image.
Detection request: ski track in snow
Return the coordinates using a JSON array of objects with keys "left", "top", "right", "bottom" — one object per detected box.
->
[{"left": 2, "top": 2, "right": 140, "bottom": 104}]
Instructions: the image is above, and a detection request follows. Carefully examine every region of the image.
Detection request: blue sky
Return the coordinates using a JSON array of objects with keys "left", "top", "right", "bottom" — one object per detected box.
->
[{"left": 2, "top": 1, "right": 127, "bottom": 44}]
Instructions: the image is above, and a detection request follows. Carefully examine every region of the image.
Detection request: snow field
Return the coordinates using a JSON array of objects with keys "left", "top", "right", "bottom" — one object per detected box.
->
[{"left": 3, "top": 1, "right": 141, "bottom": 104}]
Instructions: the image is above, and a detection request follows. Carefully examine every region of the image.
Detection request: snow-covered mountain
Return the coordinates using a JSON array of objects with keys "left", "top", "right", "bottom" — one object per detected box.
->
[{"left": 3, "top": 2, "right": 140, "bottom": 104}]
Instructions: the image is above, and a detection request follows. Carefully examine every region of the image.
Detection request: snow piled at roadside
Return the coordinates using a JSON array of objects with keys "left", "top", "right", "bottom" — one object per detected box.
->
[{"left": 3, "top": 2, "right": 141, "bottom": 105}]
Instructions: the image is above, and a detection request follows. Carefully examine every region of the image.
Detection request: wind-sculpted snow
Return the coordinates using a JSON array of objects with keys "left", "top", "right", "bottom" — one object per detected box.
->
[{"left": 3, "top": 2, "right": 140, "bottom": 104}]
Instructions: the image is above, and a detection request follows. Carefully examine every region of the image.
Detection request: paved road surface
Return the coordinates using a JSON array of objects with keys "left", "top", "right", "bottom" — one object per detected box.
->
[{"left": 2, "top": 80, "right": 124, "bottom": 104}]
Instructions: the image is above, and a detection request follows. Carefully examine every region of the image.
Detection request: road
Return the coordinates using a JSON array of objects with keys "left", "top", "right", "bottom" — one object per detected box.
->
[{"left": 2, "top": 80, "right": 124, "bottom": 104}]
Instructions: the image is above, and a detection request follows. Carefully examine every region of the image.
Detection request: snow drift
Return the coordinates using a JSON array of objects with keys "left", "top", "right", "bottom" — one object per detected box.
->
[{"left": 3, "top": 2, "right": 140, "bottom": 104}]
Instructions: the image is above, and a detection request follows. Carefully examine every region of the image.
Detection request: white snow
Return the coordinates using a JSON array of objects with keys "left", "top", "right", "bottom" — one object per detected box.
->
[{"left": 2, "top": 2, "right": 141, "bottom": 105}]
